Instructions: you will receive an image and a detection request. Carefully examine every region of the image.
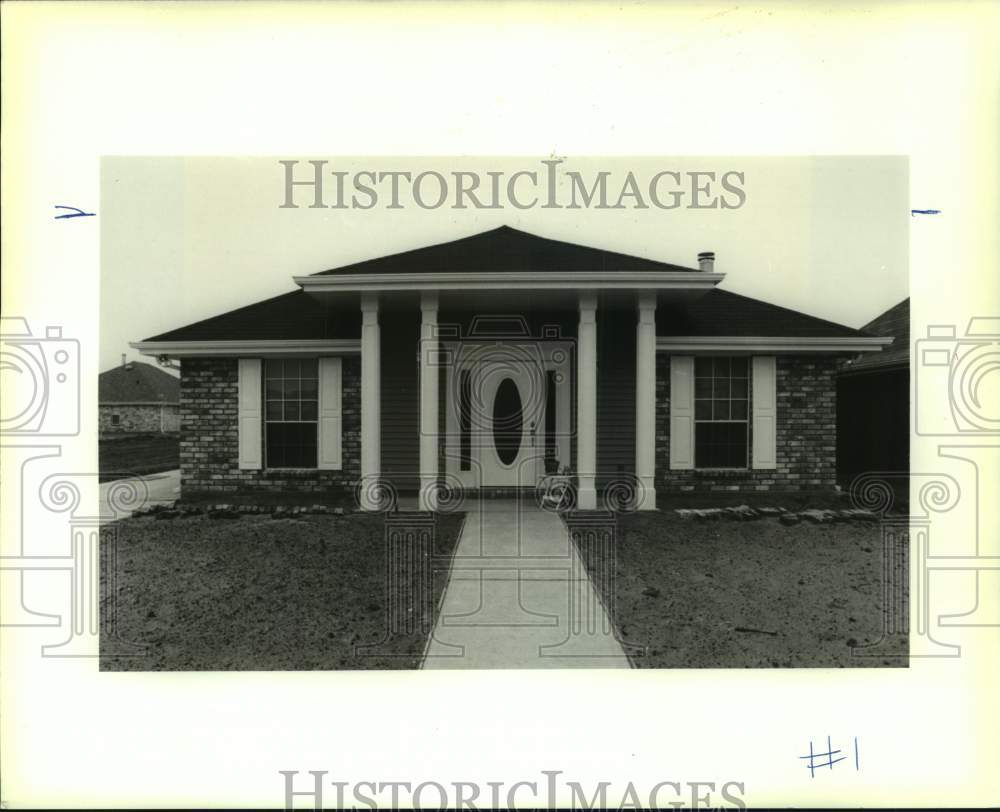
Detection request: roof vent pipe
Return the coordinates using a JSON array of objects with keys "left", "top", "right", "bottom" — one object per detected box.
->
[{"left": 697, "top": 252, "right": 715, "bottom": 273}]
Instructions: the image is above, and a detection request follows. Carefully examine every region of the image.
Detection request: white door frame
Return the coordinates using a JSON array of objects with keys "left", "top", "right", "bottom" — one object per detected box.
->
[{"left": 444, "top": 341, "right": 573, "bottom": 489}]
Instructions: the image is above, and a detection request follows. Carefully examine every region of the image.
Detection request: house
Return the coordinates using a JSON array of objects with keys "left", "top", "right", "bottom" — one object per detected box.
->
[
  {"left": 131, "top": 226, "right": 891, "bottom": 509},
  {"left": 99, "top": 358, "right": 180, "bottom": 436},
  {"left": 836, "top": 297, "right": 909, "bottom": 491}
]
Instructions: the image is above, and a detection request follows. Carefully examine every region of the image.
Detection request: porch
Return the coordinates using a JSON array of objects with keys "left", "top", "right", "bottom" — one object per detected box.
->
[{"left": 347, "top": 289, "right": 661, "bottom": 511}]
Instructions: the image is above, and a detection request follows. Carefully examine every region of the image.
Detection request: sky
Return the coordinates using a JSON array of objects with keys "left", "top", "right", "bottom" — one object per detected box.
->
[{"left": 100, "top": 156, "right": 908, "bottom": 374}]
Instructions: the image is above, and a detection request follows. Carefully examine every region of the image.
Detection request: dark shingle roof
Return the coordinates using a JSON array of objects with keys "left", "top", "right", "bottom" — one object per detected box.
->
[
  {"left": 840, "top": 297, "right": 909, "bottom": 373},
  {"left": 142, "top": 290, "right": 361, "bottom": 342},
  {"left": 141, "top": 286, "right": 871, "bottom": 344},
  {"left": 99, "top": 361, "right": 179, "bottom": 403},
  {"left": 656, "top": 289, "right": 870, "bottom": 338},
  {"left": 312, "top": 225, "right": 697, "bottom": 276}
]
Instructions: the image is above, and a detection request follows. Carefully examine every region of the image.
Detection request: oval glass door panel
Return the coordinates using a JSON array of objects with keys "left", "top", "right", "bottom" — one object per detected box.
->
[{"left": 492, "top": 378, "right": 523, "bottom": 465}]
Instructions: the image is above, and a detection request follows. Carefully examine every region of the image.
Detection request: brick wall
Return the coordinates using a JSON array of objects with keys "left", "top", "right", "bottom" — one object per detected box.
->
[
  {"left": 99, "top": 404, "right": 179, "bottom": 436},
  {"left": 655, "top": 355, "right": 838, "bottom": 492},
  {"left": 178, "top": 357, "right": 361, "bottom": 496}
]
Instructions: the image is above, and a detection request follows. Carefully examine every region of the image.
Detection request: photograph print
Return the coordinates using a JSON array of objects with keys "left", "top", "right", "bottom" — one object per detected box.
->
[{"left": 98, "top": 156, "right": 909, "bottom": 671}]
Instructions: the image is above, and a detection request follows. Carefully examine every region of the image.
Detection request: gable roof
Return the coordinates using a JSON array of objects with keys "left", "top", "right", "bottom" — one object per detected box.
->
[
  {"left": 99, "top": 361, "right": 180, "bottom": 403},
  {"left": 840, "top": 297, "right": 909, "bottom": 373},
  {"left": 657, "top": 289, "right": 870, "bottom": 338},
  {"left": 311, "top": 225, "right": 698, "bottom": 276}
]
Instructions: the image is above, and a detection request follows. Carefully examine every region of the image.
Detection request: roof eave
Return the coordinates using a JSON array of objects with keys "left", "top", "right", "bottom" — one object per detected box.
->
[
  {"left": 655, "top": 336, "right": 894, "bottom": 353},
  {"left": 130, "top": 339, "right": 362, "bottom": 360},
  {"left": 294, "top": 271, "right": 725, "bottom": 292}
]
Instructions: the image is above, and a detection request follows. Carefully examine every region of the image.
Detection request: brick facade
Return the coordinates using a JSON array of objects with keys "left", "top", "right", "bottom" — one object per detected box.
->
[
  {"left": 177, "top": 352, "right": 838, "bottom": 499},
  {"left": 99, "top": 404, "right": 179, "bottom": 436},
  {"left": 655, "top": 354, "right": 838, "bottom": 492},
  {"left": 178, "top": 357, "right": 361, "bottom": 496}
]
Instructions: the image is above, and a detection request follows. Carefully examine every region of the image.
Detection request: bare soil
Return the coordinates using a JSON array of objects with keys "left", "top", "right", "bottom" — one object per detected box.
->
[
  {"left": 100, "top": 512, "right": 464, "bottom": 670},
  {"left": 577, "top": 512, "right": 908, "bottom": 668}
]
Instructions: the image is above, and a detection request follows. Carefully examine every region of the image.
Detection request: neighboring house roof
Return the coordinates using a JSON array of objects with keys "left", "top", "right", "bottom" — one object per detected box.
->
[
  {"left": 840, "top": 297, "right": 909, "bottom": 374},
  {"left": 311, "top": 225, "right": 699, "bottom": 276},
  {"left": 99, "top": 361, "right": 180, "bottom": 403}
]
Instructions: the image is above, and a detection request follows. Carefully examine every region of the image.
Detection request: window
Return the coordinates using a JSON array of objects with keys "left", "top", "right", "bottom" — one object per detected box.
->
[
  {"left": 111, "top": 413, "right": 120, "bottom": 426},
  {"left": 265, "top": 359, "right": 318, "bottom": 467},
  {"left": 694, "top": 357, "right": 749, "bottom": 468}
]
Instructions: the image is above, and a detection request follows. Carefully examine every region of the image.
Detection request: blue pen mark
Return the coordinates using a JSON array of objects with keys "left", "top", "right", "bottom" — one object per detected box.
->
[
  {"left": 54, "top": 205, "right": 96, "bottom": 220},
  {"left": 911, "top": 209, "right": 941, "bottom": 216},
  {"left": 800, "top": 735, "right": 860, "bottom": 778}
]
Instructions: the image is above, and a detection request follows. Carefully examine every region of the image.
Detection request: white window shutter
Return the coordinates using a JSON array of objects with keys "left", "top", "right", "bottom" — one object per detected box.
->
[
  {"left": 669, "top": 356, "right": 695, "bottom": 469},
  {"left": 318, "top": 357, "right": 343, "bottom": 470},
  {"left": 237, "top": 359, "right": 262, "bottom": 470},
  {"left": 752, "top": 356, "right": 777, "bottom": 469}
]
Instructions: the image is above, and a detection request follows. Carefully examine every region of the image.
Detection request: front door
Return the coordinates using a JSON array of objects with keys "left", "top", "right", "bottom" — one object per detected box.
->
[
  {"left": 473, "top": 351, "right": 544, "bottom": 487},
  {"left": 446, "top": 342, "right": 550, "bottom": 488}
]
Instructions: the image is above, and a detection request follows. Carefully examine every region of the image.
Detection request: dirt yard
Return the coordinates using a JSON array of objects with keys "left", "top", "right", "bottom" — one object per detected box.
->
[
  {"left": 577, "top": 512, "right": 908, "bottom": 668},
  {"left": 99, "top": 434, "right": 179, "bottom": 482},
  {"left": 100, "top": 511, "right": 464, "bottom": 670}
]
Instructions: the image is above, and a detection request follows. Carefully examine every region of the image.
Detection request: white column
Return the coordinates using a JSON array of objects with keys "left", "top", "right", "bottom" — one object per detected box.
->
[
  {"left": 635, "top": 292, "right": 658, "bottom": 510},
  {"left": 577, "top": 292, "right": 598, "bottom": 510},
  {"left": 419, "top": 292, "right": 439, "bottom": 511},
  {"left": 360, "top": 293, "right": 381, "bottom": 510}
]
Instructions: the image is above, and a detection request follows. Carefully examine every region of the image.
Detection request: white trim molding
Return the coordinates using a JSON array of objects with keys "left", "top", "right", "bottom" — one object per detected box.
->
[
  {"left": 655, "top": 336, "right": 893, "bottom": 353},
  {"left": 296, "top": 270, "right": 725, "bottom": 293},
  {"left": 130, "top": 339, "right": 361, "bottom": 359}
]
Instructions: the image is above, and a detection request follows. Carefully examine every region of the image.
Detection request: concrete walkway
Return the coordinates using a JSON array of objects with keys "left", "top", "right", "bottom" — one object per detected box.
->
[
  {"left": 423, "top": 500, "right": 630, "bottom": 669},
  {"left": 99, "top": 469, "right": 180, "bottom": 522}
]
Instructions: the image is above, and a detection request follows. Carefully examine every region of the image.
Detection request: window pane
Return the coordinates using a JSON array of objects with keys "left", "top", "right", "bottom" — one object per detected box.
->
[
  {"left": 300, "top": 400, "right": 317, "bottom": 420},
  {"left": 714, "top": 378, "right": 730, "bottom": 398},
  {"left": 695, "top": 357, "right": 713, "bottom": 378},
  {"left": 731, "top": 357, "right": 748, "bottom": 377},
  {"left": 300, "top": 359, "right": 318, "bottom": 379},
  {"left": 713, "top": 399, "right": 730, "bottom": 420},
  {"left": 284, "top": 401, "right": 300, "bottom": 421},
  {"left": 300, "top": 378, "right": 318, "bottom": 399},
  {"left": 713, "top": 357, "right": 730, "bottom": 378},
  {"left": 695, "top": 422, "right": 748, "bottom": 468},
  {"left": 731, "top": 400, "right": 748, "bottom": 420},
  {"left": 695, "top": 399, "right": 712, "bottom": 420},
  {"left": 731, "top": 378, "right": 748, "bottom": 398},
  {"left": 265, "top": 360, "right": 283, "bottom": 380},
  {"left": 265, "top": 379, "right": 282, "bottom": 398},
  {"left": 266, "top": 401, "right": 283, "bottom": 420},
  {"left": 286, "top": 379, "right": 301, "bottom": 399},
  {"left": 266, "top": 422, "right": 317, "bottom": 468},
  {"left": 695, "top": 377, "right": 713, "bottom": 398}
]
